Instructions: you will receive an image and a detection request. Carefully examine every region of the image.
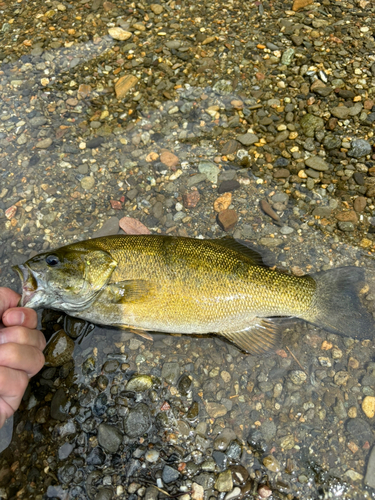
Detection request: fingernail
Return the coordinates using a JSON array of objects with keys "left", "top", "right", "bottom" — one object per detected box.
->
[{"left": 4, "top": 309, "right": 25, "bottom": 325}]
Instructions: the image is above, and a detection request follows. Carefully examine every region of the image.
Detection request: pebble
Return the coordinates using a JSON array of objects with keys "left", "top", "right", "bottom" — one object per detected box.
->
[
  {"left": 98, "top": 423, "right": 123, "bottom": 453},
  {"left": 108, "top": 27, "right": 132, "bottom": 40},
  {"left": 124, "top": 403, "right": 151, "bottom": 438},
  {"left": 236, "top": 133, "right": 259, "bottom": 146},
  {"left": 304, "top": 156, "right": 329, "bottom": 172},
  {"left": 348, "top": 139, "right": 372, "bottom": 158},
  {"left": 183, "top": 190, "right": 200, "bottom": 208},
  {"left": 215, "top": 470, "right": 233, "bottom": 492},
  {"left": 161, "top": 362, "right": 180, "bottom": 385},
  {"left": 126, "top": 375, "right": 153, "bottom": 392},
  {"left": 115, "top": 75, "right": 138, "bottom": 99},
  {"left": 35, "top": 137, "right": 52, "bottom": 149},
  {"left": 214, "top": 193, "right": 232, "bottom": 212},
  {"left": 289, "top": 370, "right": 307, "bottom": 385},
  {"left": 362, "top": 396, "right": 375, "bottom": 419},
  {"left": 145, "top": 449, "right": 160, "bottom": 463},
  {"left": 365, "top": 446, "right": 375, "bottom": 488},
  {"left": 162, "top": 465, "right": 180, "bottom": 484},
  {"left": 206, "top": 402, "right": 228, "bottom": 418},
  {"left": 198, "top": 161, "right": 220, "bottom": 183},
  {"left": 80, "top": 176, "right": 95, "bottom": 190},
  {"left": 44, "top": 330, "right": 75, "bottom": 367},
  {"left": 160, "top": 150, "right": 179, "bottom": 168},
  {"left": 217, "top": 209, "right": 238, "bottom": 231},
  {"left": 218, "top": 180, "right": 241, "bottom": 193}
]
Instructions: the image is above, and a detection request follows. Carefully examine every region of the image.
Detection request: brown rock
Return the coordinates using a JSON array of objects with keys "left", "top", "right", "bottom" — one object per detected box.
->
[
  {"left": 115, "top": 75, "right": 138, "bottom": 99},
  {"left": 183, "top": 191, "right": 200, "bottom": 208},
  {"left": 150, "top": 3, "right": 163, "bottom": 14},
  {"left": 335, "top": 210, "right": 358, "bottom": 223},
  {"left": 369, "top": 167, "right": 375, "bottom": 177},
  {"left": 214, "top": 192, "right": 232, "bottom": 212},
  {"left": 66, "top": 98, "right": 78, "bottom": 106},
  {"left": 354, "top": 196, "right": 367, "bottom": 212},
  {"left": 259, "top": 199, "right": 280, "bottom": 222},
  {"left": 160, "top": 150, "right": 179, "bottom": 168},
  {"left": 327, "top": 117, "right": 338, "bottom": 130},
  {"left": 78, "top": 84, "right": 92, "bottom": 99},
  {"left": 217, "top": 209, "right": 238, "bottom": 231},
  {"left": 367, "top": 185, "right": 375, "bottom": 198},
  {"left": 273, "top": 168, "right": 290, "bottom": 179},
  {"left": 110, "top": 200, "right": 122, "bottom": 210},
  {"left": 218, "top": 180, "right": 241, "bottom": 194},
  {"left": 292, "top": 0, "right": 313, "bottom": 10},
  {"left": 364, "top": 100, "right": 375, "bottom": 110},
  {"left": 103, "top": 1, "right": 115, "bottom": 11},
  {"left": 44, "top": 330, "right": 75, "bottom": 367},
  {"left": 221, "top": 139, "right": 240, "bottom": 155},
  {"left": 108, "top": 27, "right": 132, "bottom": 41},
  {"left": 119, "top": 217, "right": 150, "bottom": 235}
]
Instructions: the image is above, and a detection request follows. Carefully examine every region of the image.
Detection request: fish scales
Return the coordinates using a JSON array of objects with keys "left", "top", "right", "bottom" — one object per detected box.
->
[{"left": 13, "top": 235, "right": 374, "bottom": 354}]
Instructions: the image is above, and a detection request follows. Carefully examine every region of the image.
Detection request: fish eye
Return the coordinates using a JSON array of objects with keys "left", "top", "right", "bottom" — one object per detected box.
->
[{"left": 46, "top": 255, "right": 60, "bottom": 267}]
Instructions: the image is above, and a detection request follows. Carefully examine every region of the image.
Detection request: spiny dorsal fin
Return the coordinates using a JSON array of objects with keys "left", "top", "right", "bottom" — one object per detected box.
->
[
  {"left": 211, "top": 237, "right": 266, "bottom": 267},
  {"left": 219, "top": 318, "right": 280, "bottom": 354},
  {"left": 106, "top": 280, "right": 155, "bottom": 304}
]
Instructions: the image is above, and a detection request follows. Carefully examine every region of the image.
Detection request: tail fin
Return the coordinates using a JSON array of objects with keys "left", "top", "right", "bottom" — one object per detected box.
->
[{"left": 306, "top": 267, "right": 374, "bottom": 340}]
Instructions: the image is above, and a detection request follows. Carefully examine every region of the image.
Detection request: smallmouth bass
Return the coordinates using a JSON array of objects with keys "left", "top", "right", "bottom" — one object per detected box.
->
[{"left": 13, "top": 235, "right": 373, "bottom": 354}]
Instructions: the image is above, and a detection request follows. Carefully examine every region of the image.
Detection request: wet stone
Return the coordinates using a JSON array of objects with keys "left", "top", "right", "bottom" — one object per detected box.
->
[
  {"left": 347, "top": 139, "right": 372, "bottom": 158},
  {"left": 217, "top": 209, "right": 238, "bottom": 231},
  {"left": 365, "top": 446, "right": 375, "bottom": 488},
  {"left": 213, "top": 451, "right": 227, "bottom": 470},
  {"left": 162, "top": 465, "right": 180, "bottom": 484},
  {"left": 346, "top": 418, "right": 373, "bottom": 446},
  {"left": 98, "top": 423, "right": 123, "bottom": 453},
  {"left": 161, "top": 362, "right": 180, "bottom": 385},
  {"left": 195, "top": 473, "right": 215, "bottom": 489},
  {"left": 126, "top": 374, "right": 153, "bottom": 392},
  {"left": 225, "top": 440, "right": 242, "bottom": 460},
  {"left": 289, "top": 370, "right": 307, "bottom": 385},
  {"left": 263, "top": 455, "right": 281, "bottom": 473},
  {"left": 58, "top": 442, "right": 74, "bottom": 461},
  {"left": 87, "top": 447, "right": 106, "bottom": 466},
  {"left": 44, "top": 330, "right": 75, "bottom": 367},
  {"left": 95, "top": 488, "right": 113, "bottom": 500},
  {"left": 145, "top": 449, "right": 160, "bottom": 463},
  {"left": 300, "top": 114, "right": 324, "bottom": 137},
  {"left": 198, "top": 161, "right": 220, "bottom": 183},
  {"left": 178, "top": 374, "right": 192, "bottom": 395},
  {"left": 51, "top": 388, "right": 69, "bottom": 421},
  {"left": 218, "top": 180, "right": 241, "bottom": 194},
  {"left": 236, "top": 133, "right": 259, "bottom": 146},
  {"left": 124, "top": 403, "right": 151, "bottom": 438},
  {"left": 305, "top": 156, "right": 328, "bottom": 172},
  {"left": 103, "top": 360, "right": 119, "bottom": 373},
  {"left": 215, "top": 470, "right": 233, "bottom": 492},
  {"left": 338, "top": 222, "right": 355, "bottom": 232}
]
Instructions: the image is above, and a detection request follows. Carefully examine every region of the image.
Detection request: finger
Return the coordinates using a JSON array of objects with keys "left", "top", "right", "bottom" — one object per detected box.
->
[
  {"left": 0, "top": 344, "right": 45, "bottom": 377},
  {"left": 2, "top": 307, "right": 38, "bottom": 330},
  {"left": 0, "top": 326, "right": 46, "bottom": 351},
  {"left": 0, "top": 288, "right": 22, "bottom": 320},
  {"left": 0, "top": 366, "right": 29, "bottom": 426}
]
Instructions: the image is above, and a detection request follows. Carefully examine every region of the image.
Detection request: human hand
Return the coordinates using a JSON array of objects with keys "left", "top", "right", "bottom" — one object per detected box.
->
[{"left": 0, "top": 287, "right": 46, "bottom": 429}]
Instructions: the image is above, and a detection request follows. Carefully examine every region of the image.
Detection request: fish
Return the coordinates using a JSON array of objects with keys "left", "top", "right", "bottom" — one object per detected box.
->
[{"left": 12, "top": 235, "right": 374, "bottom": 354}]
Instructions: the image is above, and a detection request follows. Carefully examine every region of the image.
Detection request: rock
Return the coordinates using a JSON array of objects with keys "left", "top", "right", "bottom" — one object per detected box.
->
[
  {"left": 126, "top": 375, "right": 153, "bottom": 392},
  {"left": 263, "top": 455, "right": 281, "bottom": 472},
  {"left": 348, "top": 139, "right": 372, "bottom": 158},
  {"left": 289, "top": 370, "right": 307, "bottom": 385},
  {"left": 236, "top": 133, "right": 259, "bottom": 146},
  {"left": 92, "top": 216, "right": 119, "bottom": 237},
  {"left": 80, "top": 176, "right": 95, "bottom": 190},
  {"left": 145, "top": 449, "right": 160, "bottom": 463},
  {"left": 162, "top": 465, "right": 180, "bottom": 484},
  {"left": 362, "top": 396, "right": 375, "bottom": 419},
  {"left": 365, "top": 446, "right": 375, "bottom": 488},
  {"left": 338, "top": 222, "right": 355, "bottom": 232},
  {"left": 300, "top": 114, "right": 324, "bottom": 137},
  {"left": 119, "top": 217, "right": 150, "bottom": 234},
  {"left": 150, "top": 3, "right": 163, "bottom": 14},
  {"left": 160, "top": 150, "right": 179, "bottom": 168},
  {"left": 35, "top": 137, "right": 52, "bottom": 149},
  {"left": 335, "top": 210, "right": 358, "bottom": 223},
  {"left": 162, "top": 362, "right": 180, "bottom": 385},
  {"left": 217, "top": 209, "right": 238, "bottom": 231},
  {"left": 258, "top": 485, "right": 272, "bottom": 498},
  {"left": 206, "top": 402, "right": 228, "bottom": 418},
  {"left": 218, "top": 180, "right": 241, "bottom": 193},
  {"left": 108, "top": 27, "right": 132, "bottom": 40},
  {"left": 260, "top": 199, "right": 280, "bottom": 222},
  {"left": 323, "top": 133, "right": 341, "bottom": 150},
  {"left": 124, "top": 403, "right": 151, "bottom": 438},
  {"left": 191, "top": 483, "right": 204, "bottom": 500},
  {"left": 215, "top": 470, "right": 233, "bottom": 492},
  {"left": 354, "top": 196, "right": 367, "bottom": 212},
  {"left": 334, "top": 371, "right": 349, "bottom": 385},
  {"left": 214, "top": 192, "right": 232, "bottom": 212},
  {"left": 305, "top": 156, "right": 329, "bottom": 171},
  {"left": 281, "top": 48, "right": 295, "bottom": 65},
  {"left": 186, "top": 173, "right": 207, "bottom": 187},
  {"left": 115, "top": 75, "right": 138, "bottom": 99},
  {"left": 312, "top": 207, "right": 332, "bottom": 217},
  {"left": 51, "top": 388, "right": 69, "bottom": 421},
  {"left": 98, "top": 423, "right": 123, "bottom": 453},
  {"left": 273, "top": 168, "right": 290, "bottom": 178},
  {"left": 183, "top": 190, "right": 200, "bottom": 208},
  {"left": 347, "top": 418, "right": 374, "bottom": 446},
  {"left": 95, "top": 488, "right": 113, "bottom": 500},
  {"left": 44, "top": 330, "right": 75, "bottom": 367},
  {"left": 330, "top": 106, "right": 350, "bottom": 119},
  {"left": 353, "top": 172, "right": 365, "bottom": 185},
  {"left": 178, "top": 374, "right": 192, "bottom": 395},
  {"left": 198, "top": 161, "right": 220, "bottom": 183},
  {"left": 58, "top": 442, "right": 74, "bottom": 460},
  {"left": 221, "top": 139, "right": 240, "bottom": 155}
]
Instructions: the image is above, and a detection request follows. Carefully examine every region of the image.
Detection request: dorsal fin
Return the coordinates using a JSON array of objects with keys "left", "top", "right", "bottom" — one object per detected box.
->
[{"left": 211, "top": 237, "right": 266, "bottom": 267}]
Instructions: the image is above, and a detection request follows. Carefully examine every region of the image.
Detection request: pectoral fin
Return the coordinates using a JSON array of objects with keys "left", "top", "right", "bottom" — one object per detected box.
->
[
  {"left": 219, "top": 319, "right": 280, "bottom": 354},
  {"left": 106, "top": 280, "right": 155, "bottom": 304}
]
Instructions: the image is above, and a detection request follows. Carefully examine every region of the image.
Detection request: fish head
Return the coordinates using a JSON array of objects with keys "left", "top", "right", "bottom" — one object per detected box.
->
[{"left": 13, "top": 244, "right": 117, "bottom": 312}]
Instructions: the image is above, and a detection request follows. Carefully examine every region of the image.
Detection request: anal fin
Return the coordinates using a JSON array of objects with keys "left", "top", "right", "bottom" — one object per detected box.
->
[
  {"left": 112, "top": 323, "right": 154, "bottom": 341},
  {"left": 219, "top": 318, "right": 280, "bottom": 355}
]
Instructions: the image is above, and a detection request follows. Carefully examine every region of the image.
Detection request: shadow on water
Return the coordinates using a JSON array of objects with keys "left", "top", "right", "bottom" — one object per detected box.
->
[{"left": 1, "top": 9, "right": 375, "bottom": 500}]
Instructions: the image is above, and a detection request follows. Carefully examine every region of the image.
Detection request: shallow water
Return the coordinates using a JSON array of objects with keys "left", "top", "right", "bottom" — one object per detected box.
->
[{"left": 1, "top": 1, "right": 375, "bottom": 498}]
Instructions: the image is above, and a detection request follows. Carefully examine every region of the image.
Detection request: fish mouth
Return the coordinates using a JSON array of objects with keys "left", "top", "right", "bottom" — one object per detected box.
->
[{"left": 12, "top": 264, "right": 47, "bottom": 308}]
